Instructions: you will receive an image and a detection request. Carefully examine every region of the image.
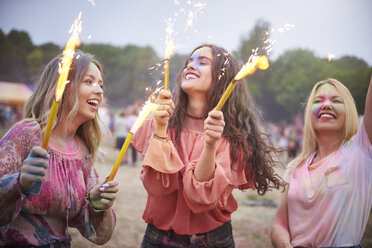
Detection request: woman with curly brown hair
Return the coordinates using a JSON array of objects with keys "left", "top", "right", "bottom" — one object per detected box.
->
[{"left": 132, "top": 44, "right": 284, "bottom": 247}]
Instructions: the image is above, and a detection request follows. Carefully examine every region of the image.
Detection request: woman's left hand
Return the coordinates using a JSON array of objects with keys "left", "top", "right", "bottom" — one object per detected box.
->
[
  {"left": 88, "top": 180, "right": 119, "bottom": 211},
  {"left": 204, "top": 110, "right": 225, "bottom": 146}
]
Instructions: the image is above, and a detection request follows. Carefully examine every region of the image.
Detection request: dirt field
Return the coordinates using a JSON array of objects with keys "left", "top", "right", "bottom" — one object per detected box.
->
[{"left": 69, "top": 148, "right": 372, "bottom": 248}]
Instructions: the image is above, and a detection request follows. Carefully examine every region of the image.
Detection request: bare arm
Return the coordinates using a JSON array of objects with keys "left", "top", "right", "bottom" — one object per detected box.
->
[
  {"left": 271, "top": 186, "right": 293, "bottom": 248},
  {"left": 363, "top": 75, "right": 372, "bottom": 143}
]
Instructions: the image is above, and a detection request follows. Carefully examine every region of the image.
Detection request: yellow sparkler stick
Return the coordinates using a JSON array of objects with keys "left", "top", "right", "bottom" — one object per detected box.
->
[
  {"left": 41, "top": 16, "right": 81, "bottom": 150},
  {"left": 107, "top": 103, "right": 157, "bottom": 181},
  {"left": 107, "top": 133, "right": 133, "bottom": 182},
  {"left": 164, "top": 59, "right": 170, "bottom": 90},
  {"left": 215, "top": 56, "right": 269, "bottom": 111},
  {"left": 164, "top": 41, "right": 176, "bottom": 91}
]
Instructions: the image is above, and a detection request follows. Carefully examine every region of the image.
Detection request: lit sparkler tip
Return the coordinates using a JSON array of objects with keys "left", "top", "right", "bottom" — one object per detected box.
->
[
  {"left": 88, "top": 0, "right": 95, "bottom": 6},
  {"left": 327, "top": 52, "right": 335, "bottom": 62}
]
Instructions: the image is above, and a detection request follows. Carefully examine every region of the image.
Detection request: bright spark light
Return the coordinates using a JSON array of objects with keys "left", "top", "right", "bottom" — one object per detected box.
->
[
  {"left": 327, "top": 52, "right": 336, "bottom": 62},
  {"left": 88, "top": 0, "right": 95, "bottom": 6},
  {"left": 235, "top": 55, "right": 269, "bottom": 80},
  {"left": 56, "top": 13, "right": 82, "bottom": 101}
]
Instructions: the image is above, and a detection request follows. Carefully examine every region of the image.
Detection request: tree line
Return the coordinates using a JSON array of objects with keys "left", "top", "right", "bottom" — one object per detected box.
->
[{"left": 1, "top": 20, "right": 370, "bottom": 122}]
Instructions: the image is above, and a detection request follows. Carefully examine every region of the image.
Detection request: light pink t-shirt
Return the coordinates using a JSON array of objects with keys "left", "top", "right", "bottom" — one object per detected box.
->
[{"left": 285, "top": 122, "right": 372, "bottom": 247}]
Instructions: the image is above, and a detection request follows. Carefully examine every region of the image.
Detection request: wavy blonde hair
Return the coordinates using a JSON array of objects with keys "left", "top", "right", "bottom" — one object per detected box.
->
[
  {"left": 24, "top": 50, "right": 103, "bottom": 159},
  {"left": 288, "top": 78, "right": 359, "bottom": 172}
]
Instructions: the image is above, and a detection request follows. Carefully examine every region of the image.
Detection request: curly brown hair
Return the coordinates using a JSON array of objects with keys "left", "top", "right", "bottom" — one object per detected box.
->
[{"left": 169, "top": 44, "right": 285, "bottom": 195}]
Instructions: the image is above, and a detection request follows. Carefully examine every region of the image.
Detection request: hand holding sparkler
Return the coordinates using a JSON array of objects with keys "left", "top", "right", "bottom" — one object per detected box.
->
[
  {"left": 153, "top": 90, "right": 175, "bottom": 136},
  {"left": 215, "top": 55, "right": 269, "bottom": 111}
]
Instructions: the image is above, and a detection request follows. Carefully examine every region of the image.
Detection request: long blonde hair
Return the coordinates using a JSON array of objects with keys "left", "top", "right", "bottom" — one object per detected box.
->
[
  {"left": 288, "top": 78, "right": 359, "bottom": 172},
  {"left": 24, "top": 50, "right": 103, "bottom": 158}
]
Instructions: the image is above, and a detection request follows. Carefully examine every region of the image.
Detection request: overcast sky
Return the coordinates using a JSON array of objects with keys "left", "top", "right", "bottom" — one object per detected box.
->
[{"left": 1, "top": 0, "right": 371, "bottom": 65}]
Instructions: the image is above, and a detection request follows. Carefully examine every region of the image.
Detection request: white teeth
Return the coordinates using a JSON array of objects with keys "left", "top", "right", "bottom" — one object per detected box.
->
[
  {"left": 185, "top": 74, "right": 198, "bottom": 80},
  {"left": 87, "top": 99, "right": 99, "bottom": 105},
  {"left": 319, "top": 113, "right": 334, "bottom": 118}
]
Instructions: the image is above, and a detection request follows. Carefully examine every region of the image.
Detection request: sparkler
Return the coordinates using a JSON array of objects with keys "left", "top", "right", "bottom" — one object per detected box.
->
[
  {"left": 327, "top": 52, "right": 335, "bottom": 62},
  {"left": 107, "top": 101, "right": 158, "bottom": 182},
  {"left": 41, "top": 14, "right": 81, "bottom": 149},
  {"left": 215, "top": 56, "right": 269, "bottom": 111},
  {"left": 164, "top": 40, "right": 176, "bottom": 90}
]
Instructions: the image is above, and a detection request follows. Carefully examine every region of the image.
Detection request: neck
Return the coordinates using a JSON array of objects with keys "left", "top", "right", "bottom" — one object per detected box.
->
[
  {"left": 184, "top": 94, "right": 207, "bottom": 132},
  {"left": 315, "top": 132, "right": 343, "bottom": 160},
  {"left": 49, "top": 113, "right": 81, "bottom": 152}
]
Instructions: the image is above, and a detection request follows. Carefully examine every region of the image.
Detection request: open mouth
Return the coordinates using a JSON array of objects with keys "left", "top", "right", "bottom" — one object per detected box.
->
[
  {"left": 185, "top": 72, "right": 199, "bottom": 80},
  {"left": 317, "top": 112, "right": 336, "bottom": 119},
  {"left": 87, "top": 99, "right": 99, "bottom": 108}
]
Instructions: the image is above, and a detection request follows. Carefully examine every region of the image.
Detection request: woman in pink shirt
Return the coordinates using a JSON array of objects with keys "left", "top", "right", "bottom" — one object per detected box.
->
[
  {"left": 271, "top": 77, "right": 372, "bottom": 248},
  {"left": 0, "top": 51, "right": 119, "bottom": 247},
  {"left": 132, "top": 44, "right": 285, "bottom": 247}
]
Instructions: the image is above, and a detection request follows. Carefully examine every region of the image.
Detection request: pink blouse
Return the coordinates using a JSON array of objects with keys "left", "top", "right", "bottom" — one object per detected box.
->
[
  {"left": 0, "top": 121, "right": 116, "bottom": 246},
  {"left": 132, "top": 118, "right": 254, "bottom": 235}
]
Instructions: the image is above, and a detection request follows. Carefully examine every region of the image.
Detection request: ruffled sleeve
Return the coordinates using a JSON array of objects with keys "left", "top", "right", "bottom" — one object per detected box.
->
[
  {"left": 182, "top": 139, "right": 250, "bottom": 214},
  {"left": 133, "top": 118, "right": 184, "bottom": 197},
  {"left": 0, "top": 121, "right": 40, "bottom": 226}
]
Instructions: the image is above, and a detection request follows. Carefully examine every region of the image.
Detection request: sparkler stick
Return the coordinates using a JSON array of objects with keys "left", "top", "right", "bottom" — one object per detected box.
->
[
  {"left": 41, "top": 15, "right": 81, "bottom": 149},
  {"left": 107, "top": 103, "right": 157, "bottom": 181},
  {"left": 164, "top": 41, "right": 176, "bottom": 90},
  {"left": 215, "top": 56, "right": 269, "bottom": 111}
]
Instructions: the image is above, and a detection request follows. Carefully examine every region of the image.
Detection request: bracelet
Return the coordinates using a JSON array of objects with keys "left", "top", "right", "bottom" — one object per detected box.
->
[{"left": 153, "top": 132, "right": 168, "bottom": 140}]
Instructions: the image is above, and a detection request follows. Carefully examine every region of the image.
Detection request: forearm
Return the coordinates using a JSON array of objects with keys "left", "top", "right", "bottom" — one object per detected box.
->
[
  {"left": 364, "top": 76, "right": 372, "bottom": 142},
  {"left": 194, "top": 143, "right": 216, "bottom": 181},
  {"left": 0, "top": 174, "right": 23, "bottom": 226},
  {"left": 271, "top": 224, "right": 292, "bottom": 248}
]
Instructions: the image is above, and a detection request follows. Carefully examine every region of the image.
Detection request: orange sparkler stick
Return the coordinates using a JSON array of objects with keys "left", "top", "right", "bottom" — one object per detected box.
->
[
  {"left": 107, "top": 103, "right": 157, "bottom": 181},
  {"left": 41, "top": 16, "right": 81, "bottom": 149},
  {"left": 215, "top": 56, "right": 269, "bottom": 111}
]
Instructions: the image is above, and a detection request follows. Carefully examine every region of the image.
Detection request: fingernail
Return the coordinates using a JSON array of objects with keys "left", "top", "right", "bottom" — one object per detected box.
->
[
  {"left": 100, "top": 193, "right": 103, "bottom": 197},
  {"left": 100, "top": 187, "right": 105, "bottom": 191},
  {"left": 102, "top": 183, "right": 109, "bottom": 187}
]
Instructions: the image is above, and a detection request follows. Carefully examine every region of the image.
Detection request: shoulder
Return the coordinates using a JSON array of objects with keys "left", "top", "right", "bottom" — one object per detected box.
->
[{"left": 1, "top": 120, "right": 41, "bottom": 144}]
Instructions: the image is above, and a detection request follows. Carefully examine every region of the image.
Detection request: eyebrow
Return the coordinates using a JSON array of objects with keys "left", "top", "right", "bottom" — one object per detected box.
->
[
  {"left": 187, "top": 55, "right": 213, "bottom": 63},
  {"left": 314, "top": 95, "right": 343, "bottom": 100},
  {"left": 85, "top": 73, "right": 103, "bottom": 82}
]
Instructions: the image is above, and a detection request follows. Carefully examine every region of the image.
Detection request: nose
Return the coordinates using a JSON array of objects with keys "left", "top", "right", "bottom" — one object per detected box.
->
[
  {"left": 321, "top": 99, "right": 333, "bottom": 110},
  {"left": 93, "top": 83, "right": 103, "bottom": 94},
  {"left": 186, "top": 59, "right": 198, "bottom": 70}
]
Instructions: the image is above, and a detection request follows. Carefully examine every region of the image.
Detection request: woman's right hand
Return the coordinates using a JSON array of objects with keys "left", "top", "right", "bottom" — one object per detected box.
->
[
  {"left": 153, "top": 90, "right": 174, "bottom": 135},
  {"left": 20, "top": 146, "right": 49, "bottom": 193}
]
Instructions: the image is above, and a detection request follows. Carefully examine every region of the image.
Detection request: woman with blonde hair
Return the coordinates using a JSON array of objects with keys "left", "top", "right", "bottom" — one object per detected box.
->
[
  {"left": 271, "top": 77, "right": 372, "bottom": 248},
  {"left": 0, "top": 50, "right": 119, "bottom": 247}
]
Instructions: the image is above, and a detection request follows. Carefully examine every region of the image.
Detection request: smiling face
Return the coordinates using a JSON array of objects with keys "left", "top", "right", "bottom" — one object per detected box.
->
[
  {"left": 311, "top": 83, "right": 346, "bottom": 135},
  {"left": 181, "top": 46, "right": 213, "bottom": 96},
  {"left": 75, "top": 62, "right": 104, "bottom": 123}
]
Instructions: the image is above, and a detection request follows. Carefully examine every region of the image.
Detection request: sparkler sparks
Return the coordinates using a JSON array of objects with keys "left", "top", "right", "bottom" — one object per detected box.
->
[
  {"left": 327, "top": 52, "right": 335, "bottom": 62},
  {"left": 41, "top": 13, "right": 82, "bottom": 150}
]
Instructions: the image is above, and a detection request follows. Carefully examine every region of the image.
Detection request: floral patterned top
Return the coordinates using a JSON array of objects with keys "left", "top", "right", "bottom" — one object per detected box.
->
[{"left": 0, "top": 121, "right": 116, "bottom": 247}]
